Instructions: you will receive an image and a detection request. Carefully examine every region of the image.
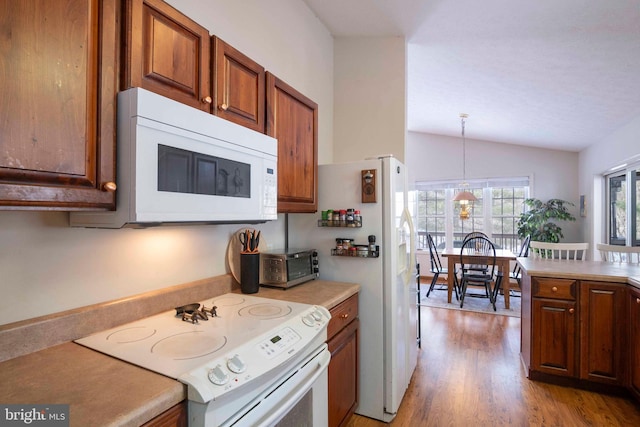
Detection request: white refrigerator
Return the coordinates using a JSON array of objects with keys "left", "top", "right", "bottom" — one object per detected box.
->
[{"left": 288, "top": 156, "right": 418, "bottom": 422}]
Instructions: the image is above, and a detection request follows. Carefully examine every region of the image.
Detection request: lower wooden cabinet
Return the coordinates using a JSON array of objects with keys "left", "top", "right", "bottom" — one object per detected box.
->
[
  {"left": 328, "top": 294, "right": 359, "bottom": 427},
  {"left": 142, "top": 401, "right": 187, "bottom": 427},
  {"left": 629, "top": 287, "right": 640, "bottom": 399},
  {"left": 532, "top": 298, "right": 577, "bottom": 377},
  {"left": 526, "top": 276, "right": 631, "bottom": 391},
  {"left": 579, "top": 281, "right": 626, "bottom": 385}
]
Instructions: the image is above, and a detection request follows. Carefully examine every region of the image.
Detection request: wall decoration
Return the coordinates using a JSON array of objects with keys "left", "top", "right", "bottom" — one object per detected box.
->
[{"left": 580, "top": 195, "right": 586, "bottom": 217}]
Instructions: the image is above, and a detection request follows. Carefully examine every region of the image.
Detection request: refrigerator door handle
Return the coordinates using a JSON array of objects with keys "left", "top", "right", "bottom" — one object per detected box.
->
[{"left": 400, "top": 207, "right": 416, "bottom": 285}]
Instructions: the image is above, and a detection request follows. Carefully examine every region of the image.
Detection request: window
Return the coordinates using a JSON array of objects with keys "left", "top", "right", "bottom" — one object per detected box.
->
[
  {"left": 606, "top": 165, "right": 640, "bottom": 246},
  {"left": 415, "top": 177, "right": 529, "bottom": 252}
]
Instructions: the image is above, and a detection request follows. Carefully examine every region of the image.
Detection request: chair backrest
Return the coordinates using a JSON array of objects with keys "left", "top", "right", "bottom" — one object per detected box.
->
[
  {"left": 512, "top": 235, "right": 531, "bottom": 276},
  {"left": 517, "top": 235, "right": 531, "bottom": 257},
  {"left": 462, "top": 231, "right": 489, "bottom": 244},
  {"left": 427, "top": 234, "right": 443, "bottom": 273},
  {"left": 596, "top": 243, "right": 640, "bottom": 264},
  {"left": 460, "top": 236, "right": 497, "bottom": 278},
  {"left": 530, "top": 241, "right": 589, "bottom": 260}
]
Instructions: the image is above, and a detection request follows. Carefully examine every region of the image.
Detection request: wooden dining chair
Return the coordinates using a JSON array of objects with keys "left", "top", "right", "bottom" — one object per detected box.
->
[
  {"left": 596, "top": 243, "right": 640, "bottom": 264},
  {"left": 426, "top": 234, "right": 459, "bottom": 300},
  {"left": 493, "top": 235, "right": 530, "bottom": 302},
  {"left": 462, "top": 231, "right": 489, "bottom": 244},
  {"left": 510, "top": 234, "right": 531, "bottom": 286},
  {"left": 459, "top": 236, "right": 498, "bottom": 311},
  {"left": 461, "top": 231, "right": 491, "bottom": 274},
  {"left": 530, "top": 241, "right": 589, "bottom": 260}
]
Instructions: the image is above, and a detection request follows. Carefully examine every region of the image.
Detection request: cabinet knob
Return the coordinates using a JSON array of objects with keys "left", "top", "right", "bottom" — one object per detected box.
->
[
  {"left": 218, "top": 103, "right": 228, "bottom": 111},
  {"left": 636, "top": 298, "right": 640, "bottom": 304},
  {"left": 569, "top": 308, "right": 575, "bottom": 314},
  {"left": 340, "top": 313, "right": 349, "bottom": 319},
  {"left": 102, "top": 182, "right": 117, "bottom": 192},
  {"left": 202, "top": 96, "right": 212, "bottom": 104},
  {"left": 551, "top": 286, "right": 558, "bottom": 292}
]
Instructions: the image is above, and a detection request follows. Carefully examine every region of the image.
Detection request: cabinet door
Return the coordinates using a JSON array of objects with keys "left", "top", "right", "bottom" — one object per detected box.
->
[
  {"left": 532, "top": 298, "right": 577, "bottom": 377},
  {"left": 124, "top": 0, "right": 211, "bottom": 111},
  {"left": 629, "top": 287, "right": 640, "bottom": 399},
  {"left": 212, "top": 38, "right": 265, "bottom": 132},
  {"left": 266, "top": 72, "right": 318, "bottom": 213},
  {"left": 327, "top": 318, "right": 359, "bottom": 427},
  {"left": 0, "top": 0, "right": 118, "bottom": 209},
  {"left": 141, "top": 401, "right": 186, "bottom": 427},
  {"left": 579, "top": 281, "right": 626, "bottom": 385}
]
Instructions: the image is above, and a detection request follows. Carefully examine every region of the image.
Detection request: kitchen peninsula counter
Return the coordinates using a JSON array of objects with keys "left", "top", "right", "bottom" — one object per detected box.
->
[
  {"left": 0, "top": 277, "right": 359, "bottom": 427},
  {"left": 518, "top": 257, "right": 640, "bottom": 403},
  {"left": 517, "top": 258, "right": 640, "bottom": 288}
]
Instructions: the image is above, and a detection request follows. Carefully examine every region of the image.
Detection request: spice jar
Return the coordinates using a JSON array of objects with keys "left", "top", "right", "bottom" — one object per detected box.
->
[
  {"left": 354, "top": 210, "right": 361, "bottom": 227},
  {"left": 341, "top": 238, "right": 352, "bottom": 250},
  {"left": 356, "top": 245, "right": 369, "bottom": 257},
  {"left": 346, "top": 208, "right": 355, "bottom": 226}
]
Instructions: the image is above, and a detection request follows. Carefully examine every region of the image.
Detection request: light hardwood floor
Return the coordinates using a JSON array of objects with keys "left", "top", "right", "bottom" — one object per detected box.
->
[{"left": 346, "top": 305, "right": 640, "bottom": 426}]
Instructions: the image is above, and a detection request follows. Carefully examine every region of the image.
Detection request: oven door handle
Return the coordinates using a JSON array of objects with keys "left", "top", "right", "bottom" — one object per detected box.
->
[{"left": 254, "top": 346, "right": 331, "bottom": 426}]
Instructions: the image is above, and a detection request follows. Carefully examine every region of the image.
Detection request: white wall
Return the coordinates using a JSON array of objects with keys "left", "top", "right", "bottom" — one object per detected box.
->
[
  {"left": 579, "top": 114, "right": 640, "bottom": 254},
  {"left": 333, "top": 37, "right": 406, "bottom": 163},
  {"left": 0, "top": 0, "right": 334, "bottom": 325},
  {"left": 407, "top": 131, "right": 582, "bottom": 242}
]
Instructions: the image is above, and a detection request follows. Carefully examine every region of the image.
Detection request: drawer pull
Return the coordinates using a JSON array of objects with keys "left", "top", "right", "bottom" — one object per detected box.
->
[
  {"left": 102, "top": 181, "right": 117, "bottom": 192},
  {"left": 551, "top": 286, "right": 558, "bottom": 292},
  {"left": 569, "top": 308, "right": 575, "bottom": 314},
  {"left": 340, "top": 314, "right": 349, "bottom": 319},
  {"left": 636, "top": 298, "right": 640, "bottom": 304}
]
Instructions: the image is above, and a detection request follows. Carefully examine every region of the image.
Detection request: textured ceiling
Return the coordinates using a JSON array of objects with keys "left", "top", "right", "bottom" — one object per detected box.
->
[{"left": 302, "top": 0, "right": 640, "bottom": 151}]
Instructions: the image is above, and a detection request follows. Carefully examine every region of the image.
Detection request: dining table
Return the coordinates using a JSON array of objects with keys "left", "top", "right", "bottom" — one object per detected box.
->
[{"left": 441, "top": 247, "right": 517, "bottom": 309}]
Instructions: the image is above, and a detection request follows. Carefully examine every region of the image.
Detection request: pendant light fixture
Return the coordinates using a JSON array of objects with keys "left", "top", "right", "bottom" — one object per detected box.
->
[{"left": 453, "top": 113, "right": 477, "bottom": 220}]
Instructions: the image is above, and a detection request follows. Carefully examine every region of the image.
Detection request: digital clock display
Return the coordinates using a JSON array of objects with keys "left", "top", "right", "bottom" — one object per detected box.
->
[{"left": 271, "top": 335, "right": 282, "bottom": 344}]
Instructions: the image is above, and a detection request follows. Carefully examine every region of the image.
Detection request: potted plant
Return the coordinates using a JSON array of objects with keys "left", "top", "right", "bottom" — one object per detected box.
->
[{"left": 517, "top": 198, "right": 576, "bottom": 243}]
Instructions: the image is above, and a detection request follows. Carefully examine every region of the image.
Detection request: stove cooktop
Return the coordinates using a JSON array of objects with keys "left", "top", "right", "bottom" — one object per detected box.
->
[{"left": 75, "top": 293, "right": 330, "bottom": 403}]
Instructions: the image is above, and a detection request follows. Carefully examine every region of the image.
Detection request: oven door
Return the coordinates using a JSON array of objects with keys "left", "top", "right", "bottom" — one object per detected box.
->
[{"left": 190, "top": 344, "right": 330, "bottom": 427}]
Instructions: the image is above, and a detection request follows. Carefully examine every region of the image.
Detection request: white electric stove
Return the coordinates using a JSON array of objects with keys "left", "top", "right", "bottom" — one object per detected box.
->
[{"left": 75, "top": 293, "right": 331, "bottom": 426}]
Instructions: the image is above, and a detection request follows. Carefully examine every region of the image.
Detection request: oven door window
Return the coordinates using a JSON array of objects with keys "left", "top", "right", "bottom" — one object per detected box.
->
[
  {"left": 287, "top": 256, "right": 312, "bottom": 281},
  {"left": 158, "top": 144, "right": 250, "bottom": 198}
]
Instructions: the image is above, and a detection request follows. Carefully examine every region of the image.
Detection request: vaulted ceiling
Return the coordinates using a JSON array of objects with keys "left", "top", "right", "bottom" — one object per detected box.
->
[{"left": 302, "top": 0, "right": 640, "bottom": 151}]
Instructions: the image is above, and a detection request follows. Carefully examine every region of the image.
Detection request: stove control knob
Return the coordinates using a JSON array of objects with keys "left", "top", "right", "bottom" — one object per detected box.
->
[
  {"left": 302, "top": 314, "right": 315, "bottom": 327},
  {"left": 311, "top": 309, "right": 324, "bottom": 322},
  {"left": 208, "top": 364, "right": 229, "bottom": 385},
  {"left": 227, "top": 354, "right": 246, "bottom": 374}
]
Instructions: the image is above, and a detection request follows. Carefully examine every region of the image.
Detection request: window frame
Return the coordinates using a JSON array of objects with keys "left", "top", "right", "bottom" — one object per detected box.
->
[
  {"left": 414, "top": 177, "right": 530, "bottom": 252},
  {"left": 605, "top": 165, "right": 640, "bottom": 246}
]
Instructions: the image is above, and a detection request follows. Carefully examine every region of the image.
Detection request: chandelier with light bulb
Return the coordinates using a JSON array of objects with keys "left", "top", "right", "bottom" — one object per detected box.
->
[{"left": 453, "top": 113, "right": 477, "bottom": 220}]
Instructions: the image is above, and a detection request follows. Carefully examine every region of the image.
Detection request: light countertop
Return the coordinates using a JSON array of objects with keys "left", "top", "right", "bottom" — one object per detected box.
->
[{"left": 517, "top": 258, "right": 640, "bottom": 289}]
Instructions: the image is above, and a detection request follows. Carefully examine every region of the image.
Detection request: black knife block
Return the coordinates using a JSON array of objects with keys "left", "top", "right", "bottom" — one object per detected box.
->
[{"left": 240, "top": 253, "right": 260, "bottom": 294}]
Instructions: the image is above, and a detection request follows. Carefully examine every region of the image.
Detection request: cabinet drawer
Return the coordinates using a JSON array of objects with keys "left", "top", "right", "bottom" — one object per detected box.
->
[
  {"left": 532, "top": 277, "right": 576, "bottom": 300},
  {"left": 328, "top": 294, "right": 359, "bottom": 340}
]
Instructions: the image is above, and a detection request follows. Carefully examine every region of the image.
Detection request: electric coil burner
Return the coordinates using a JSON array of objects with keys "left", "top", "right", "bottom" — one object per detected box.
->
[{"left": 75, "top": 293, "right": 331, "bottom": 426}]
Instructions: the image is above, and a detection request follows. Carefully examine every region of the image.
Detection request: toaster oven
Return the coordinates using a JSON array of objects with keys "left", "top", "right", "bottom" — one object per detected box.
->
[{"left": 260, "top": 249, "right": 319, "bottom": 288}]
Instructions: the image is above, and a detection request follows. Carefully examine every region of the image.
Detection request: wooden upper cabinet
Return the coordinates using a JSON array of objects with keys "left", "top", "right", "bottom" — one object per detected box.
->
[
  {"left": 266, "top": 72, "right": 318, "bottom": 213},
  {"left": 0, "top": 0, "right": 118, "bottom": 209},
  {"left": 124, "top": 0, "right": 211, "bottom": 111},
  {"left": 212, "top": 38, "right": 265, "bottom": 133}
]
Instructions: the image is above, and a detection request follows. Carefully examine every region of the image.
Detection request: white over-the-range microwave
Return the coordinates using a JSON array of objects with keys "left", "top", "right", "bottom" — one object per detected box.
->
[{"left": 71, "top": 88, "right": 277, "bottom": 228}]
